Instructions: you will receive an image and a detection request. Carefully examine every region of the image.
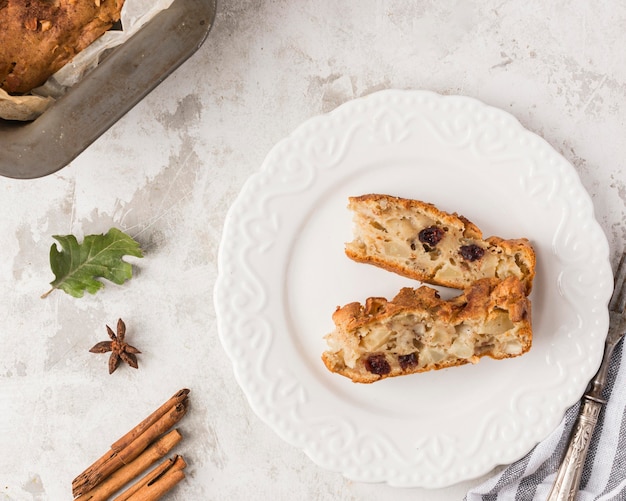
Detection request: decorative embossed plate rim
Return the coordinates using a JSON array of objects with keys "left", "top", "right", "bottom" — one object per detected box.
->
[{"left": 214, "top": 89, "right": 612, "bottom": 488}]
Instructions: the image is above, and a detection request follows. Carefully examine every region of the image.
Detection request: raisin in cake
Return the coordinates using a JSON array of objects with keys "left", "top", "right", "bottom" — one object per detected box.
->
[
  {"left": 345, "top": 194, "right": 536, "bottom": 294},
  {"left": 0, "top": 0, "right": 125, "bottom": 95},
  {"left": 322, "top": 276, "right": 532, "bottom": 383}
]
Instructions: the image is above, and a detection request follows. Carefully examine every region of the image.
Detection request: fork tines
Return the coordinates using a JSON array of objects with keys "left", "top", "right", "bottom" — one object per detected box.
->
[{"left": 609, "top": 252, "right": 626, "bottom": 314}]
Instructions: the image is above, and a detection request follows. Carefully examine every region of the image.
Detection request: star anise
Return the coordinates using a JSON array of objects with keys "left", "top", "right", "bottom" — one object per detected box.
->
[{"left": 89, "top": 318, "right": 141, "bottom": 374}]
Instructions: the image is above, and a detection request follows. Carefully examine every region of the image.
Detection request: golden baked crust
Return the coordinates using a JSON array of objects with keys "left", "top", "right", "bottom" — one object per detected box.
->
[
  {"left": 345, "top": 194, "right": 536, "bottom": 294},
  {"left": 322, "top": 276, "right": 532, "bottom": 383},
  {"left": 0, "top": 0, "right": 125, "bottom": 94}
]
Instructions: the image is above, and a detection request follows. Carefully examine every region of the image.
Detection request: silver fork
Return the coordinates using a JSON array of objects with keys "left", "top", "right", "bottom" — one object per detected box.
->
[{"left": 547, "top": 251, "right": 626, "bottom": 501}]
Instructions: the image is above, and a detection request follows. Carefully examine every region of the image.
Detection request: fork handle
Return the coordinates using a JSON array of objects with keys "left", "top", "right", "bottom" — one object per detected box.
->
[{"left": 547, "top": 396, "right": 604, "bottom": 501}]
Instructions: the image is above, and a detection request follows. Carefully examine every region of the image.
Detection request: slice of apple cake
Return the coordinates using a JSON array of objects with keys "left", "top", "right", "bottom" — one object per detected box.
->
[
  {"left": 344, "top": 194, "right": 536, "bottom": 294},
  {"left": 322, "top": 276, "right": 532, "bottom": 383}
]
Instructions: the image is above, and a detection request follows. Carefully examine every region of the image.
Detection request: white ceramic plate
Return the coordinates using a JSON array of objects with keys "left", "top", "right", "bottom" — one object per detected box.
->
[{"left": 214, "top": 89, "right": 612, "bottom": 488}]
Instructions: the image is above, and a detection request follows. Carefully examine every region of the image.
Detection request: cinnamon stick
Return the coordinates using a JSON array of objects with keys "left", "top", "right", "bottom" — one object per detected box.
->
[
  {"left": 112, "top": 389, "right": 189, "bottom": 452},
  {"left": 114, "top": 455, "right": 187, "bottom": 501},
  {"left": 72, "top": 390, "right": 189, "bottom": 498},
  {"left": 75, "top": 430, "right": 183, "bottom": 501}
]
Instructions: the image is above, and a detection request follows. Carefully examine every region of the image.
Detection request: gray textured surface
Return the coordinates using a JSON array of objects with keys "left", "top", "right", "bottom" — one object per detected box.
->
[{"left": 1, "top": 1, "right": 625, "bottom": 499}]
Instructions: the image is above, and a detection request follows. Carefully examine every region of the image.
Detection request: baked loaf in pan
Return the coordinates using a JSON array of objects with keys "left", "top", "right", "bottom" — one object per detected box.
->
[
  {"left": 0, "top": 0, "right": 125, "bottom": 95},
  {"left": 322, "top": 276, "right": 532, "bottom": 383},
  {"left": 345, "top": 194, "right": 536, "bottom": 294}
]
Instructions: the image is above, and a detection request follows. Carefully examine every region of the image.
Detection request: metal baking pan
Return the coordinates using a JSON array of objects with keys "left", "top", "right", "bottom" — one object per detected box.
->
[{"left": 0, "top": 0, "right": 217, "bottom": 179}]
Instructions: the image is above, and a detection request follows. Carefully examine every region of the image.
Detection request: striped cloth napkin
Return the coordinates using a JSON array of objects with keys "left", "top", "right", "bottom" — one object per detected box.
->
[{"left": 465, "top": 340, "right": 626, "bottom": 501}]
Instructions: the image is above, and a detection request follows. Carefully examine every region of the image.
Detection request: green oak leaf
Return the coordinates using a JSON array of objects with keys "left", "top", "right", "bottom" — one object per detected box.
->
[{"left": 42, "top": 228, "right": 143, "bottom": 298}]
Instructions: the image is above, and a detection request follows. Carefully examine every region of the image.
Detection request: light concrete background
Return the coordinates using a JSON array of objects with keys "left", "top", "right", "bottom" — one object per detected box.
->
[{"left": 1, "top": 1, "right": 625, "bottom": 499}]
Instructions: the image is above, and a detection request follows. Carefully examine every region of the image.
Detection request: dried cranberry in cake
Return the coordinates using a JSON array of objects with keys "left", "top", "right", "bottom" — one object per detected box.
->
[
  {"left": 398, "top": 353, "right": 418, "bottom": 370},
  {"left": 459, "top": 244, "right": 485, "bottom": 262},
  {"left": 418, "top": 226, "right": 445, "bottom": 248},
  {"left": 364, "top": 354, "right": 391, "bottom": 375}
]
